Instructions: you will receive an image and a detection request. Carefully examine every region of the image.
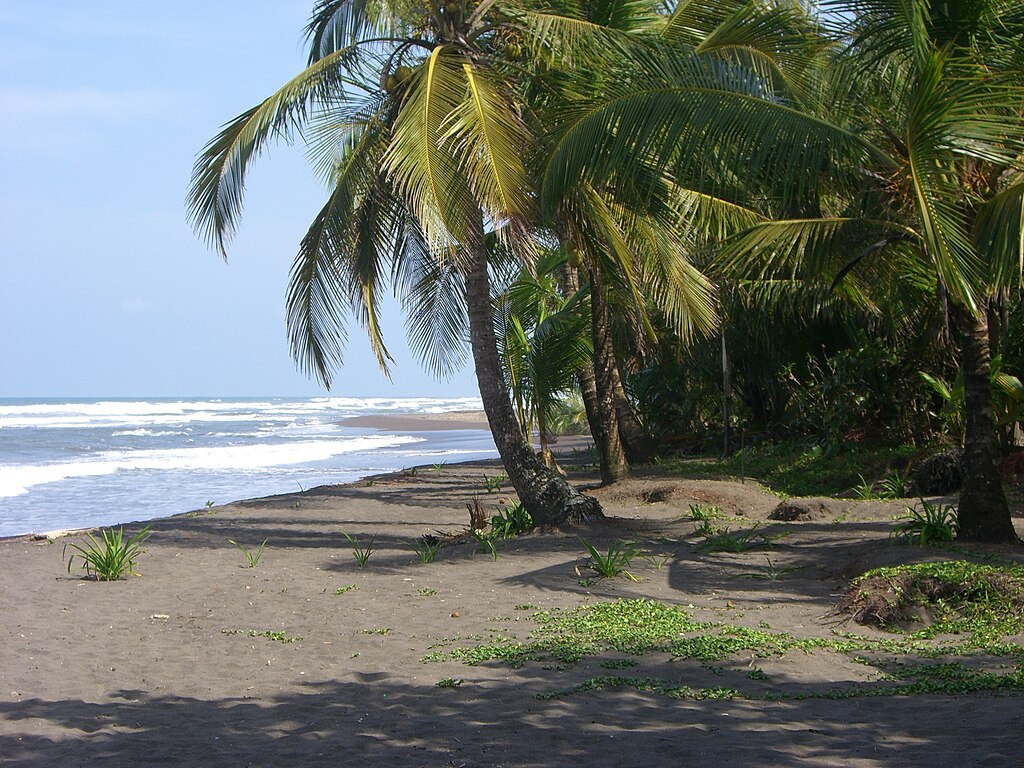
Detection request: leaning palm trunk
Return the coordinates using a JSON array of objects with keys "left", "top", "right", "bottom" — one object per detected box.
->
[
  {"left": 952, "top": 301, "right": 1019, "bottom": 543},
  {"left": 465, "top": 241, "right": 602, "bottom": 526}
]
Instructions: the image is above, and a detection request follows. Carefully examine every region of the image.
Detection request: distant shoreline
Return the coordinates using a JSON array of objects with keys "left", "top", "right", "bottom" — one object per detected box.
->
[{"left": 339, "top": 410, "right": 489, "bottom": 431}]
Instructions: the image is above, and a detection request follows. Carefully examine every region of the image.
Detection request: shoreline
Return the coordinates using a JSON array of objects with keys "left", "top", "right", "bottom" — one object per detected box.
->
[
  {"left": 339, "top": 410, "right": 490, "bottom": 431},
  {"left": 0, "top": 403, "right": 498, "bottom": 541}
]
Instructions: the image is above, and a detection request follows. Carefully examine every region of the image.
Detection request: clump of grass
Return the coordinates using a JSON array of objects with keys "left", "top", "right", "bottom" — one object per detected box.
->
[
  {"left": 892, "top": 500, "right": 958, "bottom": 545},
  {"left": 361, "top": 627, "right": 392, "bottom": 635},
  {"left": 417, "top": 587, "right": 437, "bottom": 596},
  {"left": 855, "top": 470, "right": 906, "bottom": 500},
  {"left": 732, "top": 557, "right": 805, "bottom": 581},
  {"left": 341, "top": 530, "right": 375, "bottom": 566},
  {"left": 473, "top": 528, "right": 500, "bottom": 560},
  {"left": 435, "top": 678, "right": 463, "bottom": 688},
  {"left": 682, "top": 503, "right": 722, "bottom": 522},
  {"left": 490, "top": 501, "right": 532, "bottom": 538},
  {"left": 697, "top": 524, "right": 777, "bottom": 553},
  {"left": 64, "top": 525, "right": 153, "bottom": 581},
  {"left": 482, "top": 473, "right": 508, "bottom": 493},
  {"left": 578, "top": 539, "right": 642, "bottom": 581},
  {"left": 229, "top": 538, "right": 268, "bottom": 567},
  {"left": 334, "top": 584, "right": 357, "bottom": 595},
  {"left": 411, "top": 534, "right": 443, "bottom": 563}
]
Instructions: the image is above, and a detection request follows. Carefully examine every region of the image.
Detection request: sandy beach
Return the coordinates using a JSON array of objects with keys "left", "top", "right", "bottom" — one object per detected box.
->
[
  {"left": 1, "top": 441, "right": 1022, "bottom": 767},
  {"left": 339, "top": 410, "right": 491, "bottom": 431}
]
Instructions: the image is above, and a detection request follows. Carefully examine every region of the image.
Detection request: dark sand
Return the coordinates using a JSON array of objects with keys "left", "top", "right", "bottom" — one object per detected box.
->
[
  {"left": 1, "top": 445, "right": 1022, "bottom": 767},
  {"left": 339, "top": 411, "right": 490, "bottom": 431}
]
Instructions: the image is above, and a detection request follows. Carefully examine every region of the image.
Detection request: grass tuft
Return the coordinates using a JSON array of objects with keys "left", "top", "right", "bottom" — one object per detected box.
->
[{"left": 64, "top": 525, "right": 152, "bottom": 581}]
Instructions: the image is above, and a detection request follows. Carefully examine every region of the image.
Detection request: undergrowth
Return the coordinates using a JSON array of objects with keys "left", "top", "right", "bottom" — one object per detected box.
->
[{"left": 660, "top": 443, "right": 915, "bottom": 497}]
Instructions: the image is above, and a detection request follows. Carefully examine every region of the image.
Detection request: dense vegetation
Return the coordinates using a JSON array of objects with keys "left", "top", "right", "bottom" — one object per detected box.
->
[{"left": 189, "top": 0, "right": 1023, "bottom": 543}]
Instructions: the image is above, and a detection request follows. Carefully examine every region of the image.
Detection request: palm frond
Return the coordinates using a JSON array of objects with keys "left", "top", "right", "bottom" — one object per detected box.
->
[
  {"left": 976, "top": 177, "right": 1024, "bottom": 291},
  {"left": 401, "top": 253, "right": 470, "bottom": 380},
  {"left": 188, "top": 50, "right": 353, "bottom": 258},
  {"left": 441, "top": 62, "right": 535, "bottom": 229},
  {"left": 384, "top": 47, "right": 477, "bottom": 259}
]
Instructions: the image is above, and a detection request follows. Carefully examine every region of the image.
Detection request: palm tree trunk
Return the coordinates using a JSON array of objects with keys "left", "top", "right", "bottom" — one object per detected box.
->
[
  {"left": 588, "top": 266, "right": 631, "bottom": 484},
  {"left": 609, "top": 360, "right": 656, "bottom": 463},
  {"left": 561, "top": 261, "right": 631, "bottom": 478},
  {"left": 465, "top": 239, "right": 602, "bottom": 526},
  {"left": 951, "top": 301, "right": 1019, "bottom": 543}
]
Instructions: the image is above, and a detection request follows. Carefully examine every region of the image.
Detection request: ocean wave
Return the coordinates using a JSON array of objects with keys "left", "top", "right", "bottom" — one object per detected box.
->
[
  {"left": 111, "top": 429, "right": 184, "bottom": 437},
  {"left": 0, "top": 434, "right": 424, "bottom": 497},
  {"left": 0, "top": 396, "right": 484, "bottom": 429}
]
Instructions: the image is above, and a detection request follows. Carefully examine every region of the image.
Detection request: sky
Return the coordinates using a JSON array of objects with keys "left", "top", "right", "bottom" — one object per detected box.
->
[{"left": 0, "top": 1, "right": 479, "bottom": 399}]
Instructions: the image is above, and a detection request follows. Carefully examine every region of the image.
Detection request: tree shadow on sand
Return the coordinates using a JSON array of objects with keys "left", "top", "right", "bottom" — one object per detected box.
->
[{"left": 1, "top": 667, "right": 1019, "bottom": 768}]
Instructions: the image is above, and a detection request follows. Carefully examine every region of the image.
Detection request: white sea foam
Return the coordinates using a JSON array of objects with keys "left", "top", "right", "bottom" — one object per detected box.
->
[
  {"left": 0, "top": 397, "right": 483, "bottom": 429},
  {"left": 0, "top": 434, "right": 423, "bottom": 497},
  {"left": 111, "top": 429, "right": 184, "bottom": 437}
]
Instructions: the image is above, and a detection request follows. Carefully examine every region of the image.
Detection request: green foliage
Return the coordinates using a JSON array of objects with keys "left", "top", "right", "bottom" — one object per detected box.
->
[
  {"left": 578, "top": 539, "right": 642, "bottom": 581},
  {"left": 482, "top": 473, "right": 508, "bottom": 493},
  {"left": 472, "top": 528, "right": 500, "bottom": 561},
  {"left": 681, "top": 503, "right": 722, "bottom": 522},
  {"left": 547, "top": 394, "right": 590, "bottom": 436},
  {"left": 599, "top": 658, "right": 639, "bottom": 669},
  {"left": 489, "top": 501, "right": 532, "bottom": 538},
  {"left": 435, "top": 678, "right": 463, "bottom": 688},
  {"left": 333, "top": 584, "right": 357, "bottom": 595},
  {"left": 893, "top": 500, "right": 959, "bottom": 545},
  {"left": 223, "top": 629, "right": 302, "bottom": 644},
  {"left": 779, "top": 338, "right": 916, "bottom": 453},
  {"left": 229, "top": 538, "right": 268, "bottom": 568},
  {"left": 432, "top": 598, "right": 1024, "bottom": 702},
  {"left": 854, "top": 469, "right": 906, "bottom": 500},
  {"left": 537, "top": 677, "right": 742, "bottom": 701},
  {"left": 733, "top": 557, "right": 805, "bottom": 581},
  {"left": 341, "top": 530, "right": 375, "bottom": 566},
  {"left": 63, "top": 525, "right": 152, "bottom": 581},
  {"left": 697, "top": 524, "right": 778, "bottom": 553},
  {"left": 843, "top": 560, "right": 1024, "bottom": 644},
  {"left": 667, "top": 442, "right": 915, "bottom": 498},
  {"left": 417, "top": 588, "right": 437, "bottom": 596},
  {"left": 411, "top": 534, "right": 443, "bottom": 563}
]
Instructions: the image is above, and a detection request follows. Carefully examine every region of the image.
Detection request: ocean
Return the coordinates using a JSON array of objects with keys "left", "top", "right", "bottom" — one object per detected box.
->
[{"left": 0, "top": 397, "right": 497, "bottom": 538}]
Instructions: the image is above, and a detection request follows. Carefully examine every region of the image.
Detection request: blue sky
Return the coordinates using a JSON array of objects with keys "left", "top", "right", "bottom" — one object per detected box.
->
[{"left": 0, "top": 1, "right": 479, "bottom": 398}]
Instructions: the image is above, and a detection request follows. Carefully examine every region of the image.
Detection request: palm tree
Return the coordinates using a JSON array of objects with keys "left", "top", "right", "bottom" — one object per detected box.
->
[
  {"left": 494, "top": 249, "right": 592, "bottom": 468},
  {"left": 543, "top": 0, "right": 1024, "bottom": 542},
  {"left": 187, "top": 1, "right": 602, "bottom": 526}
]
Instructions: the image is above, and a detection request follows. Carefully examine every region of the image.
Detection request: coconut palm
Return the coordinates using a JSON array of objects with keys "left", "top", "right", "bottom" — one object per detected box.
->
[
  {"left": 543, "top": 0, "right": 1024, "bottom": 541},
  {"left": 494, "top": 249, "right": 592, "bottom": 467},
  {"left": 187, "top": 0, "right": 603, "bottom": 526}
]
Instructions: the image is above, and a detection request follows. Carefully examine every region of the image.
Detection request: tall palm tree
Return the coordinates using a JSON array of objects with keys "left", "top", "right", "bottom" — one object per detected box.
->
[
  {"left": 187, "top": 0, "right": 602, "bottom": 526},
  {"left": 543, "top": 0, "right": 1024, "bottom": 541}
]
